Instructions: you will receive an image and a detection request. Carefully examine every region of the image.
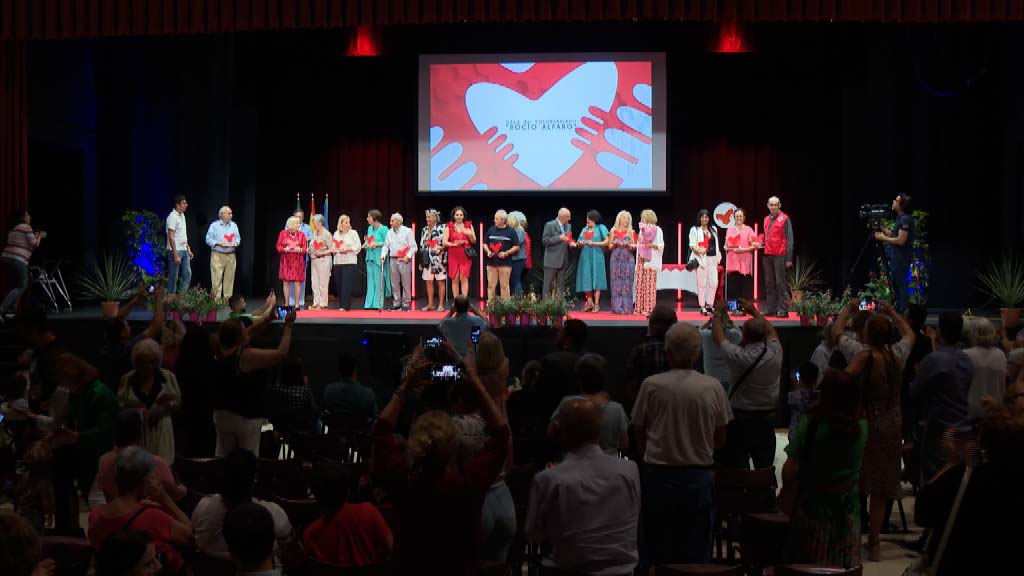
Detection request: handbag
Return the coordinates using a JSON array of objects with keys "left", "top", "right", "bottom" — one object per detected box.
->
[
  {"left": 464, "top": 246, "right": 477, "bottom": 259},
  {"left": 685, "top": 258, "right": 700, "bottom": 271}
]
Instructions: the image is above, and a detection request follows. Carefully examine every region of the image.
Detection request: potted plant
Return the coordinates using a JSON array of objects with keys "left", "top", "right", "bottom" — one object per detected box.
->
[
  {"left": 787, "top": 256, "right": 825, "bottom": 305},
  {"left": 190, "top": 287, "right": 220, "bottom": 323},
  {"left": 978, "top": 255, "right": 1024, "bottom": 328},
  {"left": 484, "top": 299, "right": 505, "bottom": 328},
  {"left": 793, "top": 295, "right": 816, "bottom": 327},
  {"left": 546, "top": 295, "right": 569, "bottom": 329},
  {"left": 511, "top": 297, "right": 530, "bottom": 327},
  {"left": 177, "top": 288, "right": 199, "bottom": 322},
  {"left": 77, "top": 253, "right": 136, "bottom": 319}
]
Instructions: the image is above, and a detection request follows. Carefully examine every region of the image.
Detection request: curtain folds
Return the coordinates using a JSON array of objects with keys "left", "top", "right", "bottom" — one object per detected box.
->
[{"left": 0, "top": 40, "right": 27, "bottom": 229}]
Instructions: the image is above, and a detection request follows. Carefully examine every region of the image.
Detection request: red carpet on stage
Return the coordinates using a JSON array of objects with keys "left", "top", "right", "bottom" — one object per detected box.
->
[{"left": 296, "top": 308, "right": 800, "bottom": 324}]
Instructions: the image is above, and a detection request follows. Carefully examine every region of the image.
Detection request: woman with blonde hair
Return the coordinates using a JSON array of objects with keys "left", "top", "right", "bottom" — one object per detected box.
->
[
  {"left": 507, "top": 213, "right": 528, "bottom": 296},
  {"left": 276, "top": 216, "right": 308, "bottom": 309},
  {"left": 609, "top": 210, "right": 636, "bottom": 314},
  {"left": 420, "top": 209, "right": 448, "bottom": 311},
  {"left": 308, "top": 215, "right": 333, "bottom": 310},
  {"left": 331, "top": 214, "right": 361, "bottom": 311},
  {"left": 634, "top": 209, "right": 664, "bottom": 316},
  {"left": 118, "top": 338, "right": 182, "bottom": 464}
]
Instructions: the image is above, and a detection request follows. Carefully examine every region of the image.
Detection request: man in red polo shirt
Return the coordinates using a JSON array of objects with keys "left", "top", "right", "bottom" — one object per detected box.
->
[{"left": 762, "top": 196, "right": 794, "bottom": 318}]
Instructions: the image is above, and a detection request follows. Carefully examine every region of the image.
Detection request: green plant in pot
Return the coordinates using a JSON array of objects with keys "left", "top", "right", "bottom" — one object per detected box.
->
[
  {"left": 545, "top": 295, "right": 569, "bottom": 328},
  {"left": 978, "top": 255, "right": 1024, "bottom": 328},
  {"left": 792, "top": 294, "right": 817, "bottom": 327},
  {"left": 77, "top": 253, "right": 136, "bottom": 319},
  {"left": 787, "top": 256, "right": 825, "bottom": 305}
]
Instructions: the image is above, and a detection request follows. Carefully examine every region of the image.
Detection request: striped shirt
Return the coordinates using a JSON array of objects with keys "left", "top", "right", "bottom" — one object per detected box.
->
[{"left": 1, "top": 224, "right": 38, "bottom": 264}]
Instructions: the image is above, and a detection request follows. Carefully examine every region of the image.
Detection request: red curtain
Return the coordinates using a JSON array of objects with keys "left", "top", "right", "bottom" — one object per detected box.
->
[{"left": 0, "top": 40, "right": 27, "bottom": 231}]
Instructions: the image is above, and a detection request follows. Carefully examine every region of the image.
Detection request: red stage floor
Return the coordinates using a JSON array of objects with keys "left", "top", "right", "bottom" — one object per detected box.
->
[{"left": 295, "top": 307, "right": 802, "bottom": 326}]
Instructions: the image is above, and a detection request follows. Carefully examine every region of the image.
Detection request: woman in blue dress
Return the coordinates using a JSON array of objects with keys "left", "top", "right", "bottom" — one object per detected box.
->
[
  {"left": 608, "top": 210, "right": 637, "bottom": 314},
  {"left": 364, "top": 209, "right": 392, "bottom": 310},
  {"left": 575, "top": 210, "right": 609, "bottom": 312}
]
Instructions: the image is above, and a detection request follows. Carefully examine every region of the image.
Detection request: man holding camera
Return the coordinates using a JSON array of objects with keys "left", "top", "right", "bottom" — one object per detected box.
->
[
  {"left": 874, "top": 193, "right": 914, "bottom": 313},
  {"left": 762, "top": 196, "right": 793, "bottom": 318}
]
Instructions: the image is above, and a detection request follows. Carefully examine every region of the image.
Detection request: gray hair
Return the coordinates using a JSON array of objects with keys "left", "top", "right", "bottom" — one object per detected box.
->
[
  {"left": 116, "top": 446, "right": 156, "bottom": 495},
  {"left": 218, "top": 206, "right": 232, "bottom": 218},
  {"left": 966, "top": 318, "right": 1001, "bottom": 348},
  {"left": 131, "top": 337, "right": 163, "bottom": 368},
  {"left": 558, "top": 207, "right": 571, "bottom": 218},
  {"left": 286, "top": 216, "right": 301, "bottom": 231},
  {"left": 313, "top": 214, "right": 325, "bottom": 226},
  {"left": 665, "top": 323, "right": 702, "bottom": 368},
  {"left": 494, "top": 209, "right": 508, "bottom": 222},
  {"left": 391, "top": 213, "right": 404, "bottom": 224}
]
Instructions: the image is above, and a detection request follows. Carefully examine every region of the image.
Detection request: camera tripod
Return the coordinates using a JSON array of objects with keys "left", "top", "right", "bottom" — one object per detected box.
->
[{"left": 845, "top": 227, "right": 897, "bottom": 300}]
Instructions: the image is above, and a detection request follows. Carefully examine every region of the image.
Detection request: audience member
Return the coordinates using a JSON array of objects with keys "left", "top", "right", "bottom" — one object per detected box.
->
[
  {"left": 837, "top": 301, "right": 915, "bottom": 561},
  {"left": 13, "top": 440, "right": 54, "bottom": 535},
  {"left": 267, "top": 354, "right": 320, "bottom": 434},
  {"left": 159, "top": 318, "right": 186, "bottom": 371},
  {"left": 787, "top": 362, "right": 819, "bottom": 439},
  {"left": 322, "top": 352, "right": 378, "bottom": 419},
  {"left": 94, "top": 530, "right": 162, "bottom": 576},
  {"left": 228, "top": 292, "right": 276, "bottom": 322},
  {"left": 631, "top": 322, "right": 732, "bottom": 566},
  {"left": 95, "top": 410, "right": 186, "bottom": 502},
  {"left": 548, "top": 353, "right": 629, "bottom": 455},
  {"left": 624, "top": 304, "right": 677, "bottom": 405},
  {"left": 809, "top": 323, "right": 837, "bottom": 386},
  {"left": 963, "top": 318, "right": 1007, "bottom": 420},
  {"left": 832, "top": 309, "right": 873, "bottom": 365},
  {"left": 304, "top": 459, "right": 392, "bottom": 566},
  {"left": 87, "top": 447, "right": 192, "bottom": 573},
  {"left": 712, "top": 299, "right": 783, "bottom": 470},
  {"left": 209, "top": 311, "right": 295, "bottom": 456},
  {"left": 527, "top": 398, "right": 641, "bottom": 575},
  {"left": 902, "top": 303, "right": 934, "bottom": 440},
  {"left": 525, "top": 318, "right": 588, "bottom": 465},
  {"left": 781, "top": 369, "right": 868, "bottom": 568},
  {"left": 439, "top": 295, "right": 488, "bottom": 358},
  {"left": 0, "top": 512, "right": 55, "bottom": 576},
  {"left": 102, "top": 286, "right": 165, "bottom": 390},
  {"left": 223, "top": 502, "right": 279, "bottom": 576},
  {"left": 15, "top": 308, "right": 65, "bottom": 411},
  {"left": 117, "top": 338, "right": 181, "bottom": 464},
  {"left": 191, "top": 448, "right": 298, "bottom": 566},
  {"left": 911, "top": 312, "right": 974, "bottom": 485},
  {"left": 699, "top": 314, "right": 742, "bottom": 393},
  {"left": 373, "top": 344, "right": 509, "bottom": 575}
]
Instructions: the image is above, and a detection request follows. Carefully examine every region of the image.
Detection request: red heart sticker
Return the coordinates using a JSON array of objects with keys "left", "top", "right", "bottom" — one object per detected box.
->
[
  {"left": 727, "top": 236, "right": 740, "bottom": 247},
  {"left": 698, "top": 236, "right": 710, "bottom": 249},
  {"left": 488, "top": 242, "right": 504, "bottom": 254},
  {"left": 582, "top": 230, "right": 595, "bottom": 241},
  {"left": 397, "top": 247, "right": 410, "bottom": 258},
  {"left": 224, "top": 234, "right": 236, "bottom": 243},
  {"left": 756, "top": 234, "right": 765, "bottom": 244},
  {"left": 313, "top": 241, "right": 326, "bottom": 251},
  {"left": 562, "top": 233, "right": 572, "bottom": 242},
  {"left": 613, "top": 229, "right": 629, "bottom": 241},
  {"left": 365, "top": 235, "right": 373, "bottom": 244},
  {"left": 332, "top": 239, "right": 344, "bottom": 249},
  {"left": 426, "top": 239, "right": 439, "bottom": 249}
]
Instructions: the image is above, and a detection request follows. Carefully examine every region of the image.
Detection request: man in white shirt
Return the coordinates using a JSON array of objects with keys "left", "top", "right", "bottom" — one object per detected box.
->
[
  {"left": 631, "top": 323, "right": 732, "bottom": 568},
  {"left": 712, "top": 298, "right": 783, "bottom": 470},
  {"left": 206, "top": 206, "right": 240, "bottom": 302},
  {"left": 165, "top": 195, "right": 193, "bottom": 295},
  {"left": 526, "top": 398, "right": 640, "bottom": 576},
  {"left": 382, "top": 213, "right": 416, "bottom": 311}
]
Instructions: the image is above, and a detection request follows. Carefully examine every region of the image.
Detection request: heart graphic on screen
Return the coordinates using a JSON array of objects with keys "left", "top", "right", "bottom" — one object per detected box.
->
[
  {"left": 397, "top": 247, "right": 410, "bottom": 258},
  {"left": 582, "top": 230, "right": 595, "bottom": 241},
  {"left": 314, "top": 241, "right": 326, "bottom": 251},
  {"left": 224, "top": 234, "right": 236, "bottom": 243},
  {"left": 613, "top": 229, "right": 629, "bottom": 241},
  {"left": 488, "top": 242, "right": 504, "bottom": 254},
  {"left": 333, "top": 239, "right": 344, "bottom": 249},
  {"left": 426, "top": 239, "right": 439, "bottom": 249},
  {"left": 465, "top": 62, "right": 618, "bottom": 186}
]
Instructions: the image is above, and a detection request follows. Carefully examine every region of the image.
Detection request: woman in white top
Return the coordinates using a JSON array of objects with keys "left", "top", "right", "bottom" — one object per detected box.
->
[
  {"left": 964, "top": 318, "right": 1007, "bottom": 420},
  {"left": 419, "top": 209, "right": 448, "bottom": 311},
  {"left": 331, "top": 215, "right": 362, "bottom": 311},
  {"left": 117, "top": 338, "right": 182, "bottom": 465},
  {"left": 689, "top": 209, "right": 721, "bottom": 315},
  {"left": 633, "top": 209, "right": 664, "bottom": 316},
  {"left": 307, "top": 215, "right": 333, "bottom": 310}
]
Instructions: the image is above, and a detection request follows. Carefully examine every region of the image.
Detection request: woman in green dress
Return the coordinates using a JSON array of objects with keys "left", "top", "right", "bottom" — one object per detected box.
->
[
  {"left": 364, "top": 209, "right": 391, "bottom": 310},
  {"left": 575, "top": 210, "right": 609, "bottom": 312},
  {"left": 782, "top": 368, "right": 869, "bottom": 569}
]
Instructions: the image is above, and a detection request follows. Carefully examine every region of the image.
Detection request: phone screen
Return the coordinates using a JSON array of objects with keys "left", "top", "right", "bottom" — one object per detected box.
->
[
  {"left": 431, "top": 364, "right": 462, "bottom": 382},
  {"left": 276, "top": 306, "right": 293, "bottom": 319},
  {"left": 470, "top": 327, "right": 481, "bottom": 344},
  {"left": 727, "top": 300, "right": 738, "bottom": 312}
]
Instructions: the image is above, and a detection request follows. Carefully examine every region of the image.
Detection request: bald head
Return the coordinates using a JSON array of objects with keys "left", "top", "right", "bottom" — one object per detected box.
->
[
  {"left": 665, "top": 323, "right": 702, "bottom": 369},
  {"left": 560, "top": 398, "right": 602, "bottom": 452}
]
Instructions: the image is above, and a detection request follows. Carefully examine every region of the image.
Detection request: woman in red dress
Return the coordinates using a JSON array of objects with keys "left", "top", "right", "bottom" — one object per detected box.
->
[
  {"left": 442, "top": 206, "right": 476, "bottom": 300},
  {"left": 277, "top": 216, "right": 308, "bottom": 308}
]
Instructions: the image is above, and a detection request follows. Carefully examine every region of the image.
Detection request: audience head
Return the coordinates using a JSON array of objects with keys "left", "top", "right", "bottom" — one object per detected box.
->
[
  {"left": 224, "top": 502, "right": 276, "bottom": 573},
  {"left": 559, "top": 398, "right": 603, "bottom": 453},
  {"left": 221, "top": 448, "right": 258, "bottom": 508},
  {"left": 453, "top": 294, "right": 470, "bottom": 314},
  {"left": 114, "top": 409, "right": 144, "bottom": 449},
  {"left": 665, "top": 323, "right": 702, "bottom": 369},
  {"left": 576, "top": 353, "right": 608, "bottom": 395},
  {"left": 53, "top": 353, "right": 97, "bottom": 392},
  {"left": 937, "top": 312, "right": 964, "bottom": 346},
  {"left": 337, "top": 352, "right": 357, "bottom": 379},
  {"left": 850, "top": 310, "right": 872, "bottom": 339},
  {"left": 15, "top": 307, "right": 50, "bottom": 345},
  {"left": 281, "top": 354, "right": 306, "bottom": 388},
  {"left": 228, "top": 294, "right": 246, "bottom": 313},
  {"left": 0, "top": 512, "right": 43, "bottom": 576},
  {"left": 520, "top": 360, "right": 542, "bottom": 390},
  {"left": 812, "top": 369, "right": 862, "bottom": 441},
  {"left": 115, "top": 446, "right": 156, "bottom": 499},
  {"left": 906, "top": 303, "right": 928, "bottom": 334},
  {"left": 557, "top": 319, "right": 588, "bottom": 350},
  {"left": 864, "top": 315, "right": 894, "bottom": 348},
  {"left": 741, "top": 317, "right": 770, "bottom": 345},
  {"left": 1007, "top": 349, "right": 1024, "bottom": 384},
  {"left": 95, "top": 530, "right": 161, "bottom": 576},
  {"left": 980, "top": 379, "right": 1024, "bottom": 466},
  {"left": 160, "top": 319, "right": 186, "bottom": 350},
  {"left": 408, "top": 410, "right": 458, "bottom": 480},
  {"left": 475, "top": 332, "right": 508, "bottom": 380},
  {"left": 131, "top": 338, "right": 163, "bottom": 373},
  {"left": 648, "top": 304, "right": 678, "bottom": 339},
  {"left": 796, "top": 362, "right": 819, "bottom": 388},
  {"left": 821, "top": 322, "right": 839, "bottom": 348},
  {"left": 105, "top": 318, "right": 131, "bottom": 346},
  {"left": 310, "top": 459, "right": 353, "bottom": 514},
  {"left": 212, "top": 318, "right": 248, "bottom": 357},
  {"left": 966, "top": 318, "right": 1000, "bottom": 348}
]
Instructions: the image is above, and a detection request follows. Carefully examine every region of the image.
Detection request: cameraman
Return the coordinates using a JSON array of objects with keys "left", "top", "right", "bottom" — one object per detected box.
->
[{"left": 874, "top": 193, "right": 914, "bottom": 313}]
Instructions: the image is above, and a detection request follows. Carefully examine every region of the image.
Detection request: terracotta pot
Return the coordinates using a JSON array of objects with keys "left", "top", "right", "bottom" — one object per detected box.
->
[
  {"left": 100, "top": 301, "right": 119, "bottom": 319},
  {"left": 1001, "top": 308, "right": 1021, "bottom": 329},
  {"left": 791, "top": 290, "right": 804, "bottom": 304},
  {"left": 799, "top": 315, "right": 812, "bottom": 327},
  {"left": 206, "top": 310, "right": 219, "bottom": 322}
]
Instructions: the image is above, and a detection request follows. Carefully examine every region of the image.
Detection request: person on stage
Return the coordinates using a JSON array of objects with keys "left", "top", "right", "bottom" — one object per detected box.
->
[
  {"left": 443, "top": 206, "right": 476, "bottom": 301},
  {"left": 276, "top": 216, "right": 308, "bottom": 308},
  {"left": 383, "top": 213, "right": 416, "bottom": 311},
  {"left": 286, "top": 209, "right": 313, "bottom": 308},
  {"left": 724, "top": 208, "right": 758, "bottom": 309},
  {"left": 689, "top": 209, "right": 721, "bottom": 316},
  {"left": 330, "top": 215, "right": 361, "bottom": 311},
  {"left": 205, "top": 206, "right": 240, "bottom": 303},
  {"left": 363, "top": 210, "right": 391, "bottom": 310},
  {"left": 419, "top": 209, "right": 447, "bottom": 311},
  {"left": 874, "top": 193, "right": 914, "bottom": 313},
  {"left": 507, "top": 212, "right": 528, "bottom": 296},
  {"left": 763, "top": 196, "right": 794, "bottom": 318},
  {"left": 575, "top": 210, "right": 609, "bottom": 312},
  {"left": 484, "top": 210, "right": 519, "bottom": 302},
  {"left": 165, "top": 195, "right": 192, "bottom": 295},
  {"left": 634, "top": 210, "right": 664, "bottom": 316},
  {"left": 307, "top": 215, "right": 333, "bottom": 310},
  {"left": 542, "top": 208, "right": 574, "bottom": 297},
  {"left": 0, "top": 209, "right": 45, "bottom": 316},
  {"left": 609, "top": 211, "right": 636, "bottom": 315}
]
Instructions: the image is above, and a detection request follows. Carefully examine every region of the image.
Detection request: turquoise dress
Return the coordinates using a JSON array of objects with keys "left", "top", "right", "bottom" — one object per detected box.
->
[
  {"left": 576, "top": 224, "right": 609, "bottom": 292},
  {"left": 364, "top": 224, "right": 392, "bottom": 309}
]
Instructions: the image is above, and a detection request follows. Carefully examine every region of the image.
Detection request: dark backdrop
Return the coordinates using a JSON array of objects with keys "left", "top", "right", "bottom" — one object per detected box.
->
[{"left": 26, "top": 22, "right": 1024, "bottom": 308}]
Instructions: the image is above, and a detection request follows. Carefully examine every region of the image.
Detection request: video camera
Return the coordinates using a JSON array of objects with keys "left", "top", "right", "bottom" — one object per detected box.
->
[{"left": 858, "top": 204, "right": 893, "bottom": 231}]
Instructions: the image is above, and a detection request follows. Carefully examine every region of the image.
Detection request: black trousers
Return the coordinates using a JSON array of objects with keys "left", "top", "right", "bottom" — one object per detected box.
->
[
  {"left": 726, "top": 271, "right": 754, "bottom": 302},
  {"left": 763, "top": 255, "right": 788, "bottom": 314},
  {"left": 332, "top": 264, "right": 356, "bottom": 310},
  {"left": 717, "top": 411, "right": 777, "bottom": 471}
]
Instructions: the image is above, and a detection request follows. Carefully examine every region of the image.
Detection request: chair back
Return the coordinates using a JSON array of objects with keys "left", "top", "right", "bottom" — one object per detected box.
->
[
  {"left": 192, "top": 552, "right": 237, "bottom": 576},
  {"left": 256, "top": 457, "right": 309, "bottom": 499},
  {"left": 174, "top": 457, "right": 225, "bottom": 496},
  {"left": 715, "top": 466, "right": 777, "bottom": 516},
  {"left": 774, "top": 565, "right": 863, "bottom": 576},
  {"left": 270, "top": 494, "right": 325, "bottom": 533},
  {"left": 40, "top": 536, "right": 93, "bottom": 576},
  {"left": 657, "top": 563, "right": 745, "bottom": 575},
  {"left": 308, "top": 558, "right": 392, "bottom": 576}
]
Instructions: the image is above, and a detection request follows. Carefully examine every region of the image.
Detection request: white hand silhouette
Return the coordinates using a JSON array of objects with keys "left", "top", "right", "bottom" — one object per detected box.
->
[
  {"left": 572, "top": 83, "right": 654, "bottom": 189},
  {"left": 429, "top": 126, "right": 487, "bottom": 191}
]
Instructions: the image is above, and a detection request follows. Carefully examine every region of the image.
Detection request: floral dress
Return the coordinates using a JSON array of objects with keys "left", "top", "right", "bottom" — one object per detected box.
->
[
  {"left": 420, "top": 225, "right": 448, "bottom": 278},
  {"left": 609, "top": 228, "right": 636, "bottom": 314}
]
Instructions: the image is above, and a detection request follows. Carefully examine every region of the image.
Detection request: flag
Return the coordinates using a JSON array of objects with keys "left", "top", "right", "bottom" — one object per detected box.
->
[
  {"left": 323, "top": 195, "right": 329, "bottom": 228},
  {"left": 295, "top": 192, "right": 301, "bottom": 213},
  {"left": 309, "top": 193, "right": 316, "bottom": 228}
]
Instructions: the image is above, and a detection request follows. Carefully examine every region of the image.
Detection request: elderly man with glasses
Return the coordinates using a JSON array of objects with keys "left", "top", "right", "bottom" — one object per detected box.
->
[{"left": 206, "top": 206, "right": 240, "bottom": 301}]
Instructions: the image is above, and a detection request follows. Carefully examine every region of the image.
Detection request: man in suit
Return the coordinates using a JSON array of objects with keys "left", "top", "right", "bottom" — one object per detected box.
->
[{"left": 542, "top": 207, "right": 575, "bottom": 297}]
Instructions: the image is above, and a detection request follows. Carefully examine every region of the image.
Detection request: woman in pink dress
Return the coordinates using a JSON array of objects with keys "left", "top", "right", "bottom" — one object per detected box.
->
[
  {"left": 724, "top": 209, "right": 760, "bottom": 307},
  {"left": 276, "top": 216, "right": 308, "bottom": 308}
]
